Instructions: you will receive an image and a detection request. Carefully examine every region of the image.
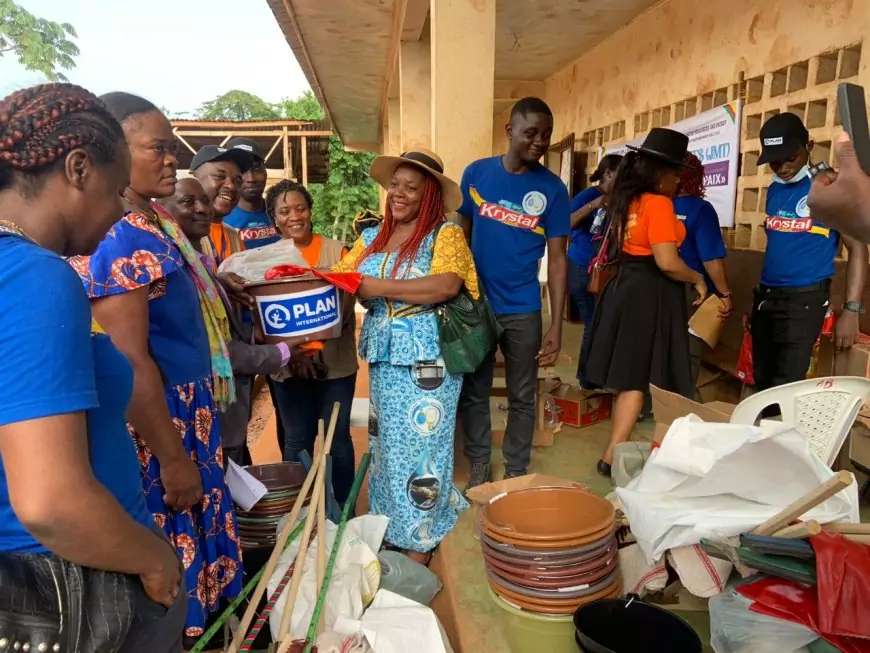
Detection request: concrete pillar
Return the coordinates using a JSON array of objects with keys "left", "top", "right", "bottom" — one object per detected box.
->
[
  {"left": 430, "top": 0, "right": 496, "bottom": 180},
  {"left": 399, "top": 39, "right": 431, "bottom": 152},
  {"left": 386, "top": 98, "right": 402, "bottom": 156}
]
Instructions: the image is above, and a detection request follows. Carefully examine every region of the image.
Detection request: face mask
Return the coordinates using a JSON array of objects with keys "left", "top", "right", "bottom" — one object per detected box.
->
[{"left": 773, "top": 164, "right": 810, "bottom": 185}]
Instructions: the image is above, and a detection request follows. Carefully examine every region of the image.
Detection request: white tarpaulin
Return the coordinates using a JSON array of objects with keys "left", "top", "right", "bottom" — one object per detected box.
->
[
  {"left": 602, "top": 100, "right": 742, "bottom": 228},
  {"left": 616, "top": 415, "right": 860, "bottom": 563}
]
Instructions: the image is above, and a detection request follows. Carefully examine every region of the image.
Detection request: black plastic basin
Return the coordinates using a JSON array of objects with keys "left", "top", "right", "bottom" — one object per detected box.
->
[{"left": 574, "top": 598, "right": 702, "bottom": 653}]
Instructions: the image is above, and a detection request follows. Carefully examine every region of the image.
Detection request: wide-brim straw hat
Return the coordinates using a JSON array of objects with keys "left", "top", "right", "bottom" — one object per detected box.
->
[{"left": 370, "top": 148, "right": 463, "bottom": 213}]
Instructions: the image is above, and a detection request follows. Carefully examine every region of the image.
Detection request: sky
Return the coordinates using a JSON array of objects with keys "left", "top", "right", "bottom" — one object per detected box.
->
[{"left": 0, "top": 0, "right": 311, "bottom": 115}]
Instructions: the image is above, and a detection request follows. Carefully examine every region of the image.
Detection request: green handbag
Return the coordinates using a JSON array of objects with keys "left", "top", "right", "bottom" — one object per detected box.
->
[{"left": 432, "top": 224, "right": 502, "bottom": 374}]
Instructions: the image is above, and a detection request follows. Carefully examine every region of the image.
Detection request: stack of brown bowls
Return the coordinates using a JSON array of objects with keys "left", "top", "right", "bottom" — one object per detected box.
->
[
  {"left": 480, "top": 487, "right": 621, "bottom": 615},
  {"left": 236, "top": 462, "right": 309, "bottom": 551}
]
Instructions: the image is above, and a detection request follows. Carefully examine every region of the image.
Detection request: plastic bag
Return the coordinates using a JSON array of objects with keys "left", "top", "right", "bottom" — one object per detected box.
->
[
  {"left": 377, "top": 551, "right": 442, "bottom": 606},
  {"left": 736, "top": 329, "right": 754, "bottom": 385},
  {"left": 710, "top": 585, "right": 817, "bottom": 653},
  {"left": 217, "top": 238, "right": 308, "bottom": 282}
]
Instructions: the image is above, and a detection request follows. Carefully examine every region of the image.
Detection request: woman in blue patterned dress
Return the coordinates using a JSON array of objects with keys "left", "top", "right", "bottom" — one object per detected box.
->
[
  {"left": 68, "top": 93, "right": 245, "bottom": 644},
  {"left": 333, "top": 149, "right": 478, "bottom": 565}
]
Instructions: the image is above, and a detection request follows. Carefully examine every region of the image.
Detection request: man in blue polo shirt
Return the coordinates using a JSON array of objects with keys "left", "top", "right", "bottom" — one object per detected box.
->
[
  {"left": 458, "top": 97, "right": 570, "bottom": 487},
  {"left": 224, "top": 137, "right": 280, "bottom": 251},
  {"left": 752, "top": 113, "right": 867, "bottom": 391}
]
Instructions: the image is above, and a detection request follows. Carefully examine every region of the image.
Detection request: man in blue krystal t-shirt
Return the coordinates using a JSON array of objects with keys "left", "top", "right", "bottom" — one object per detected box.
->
[
  {"left": 224, "top": 137, "right": 280, "bottom": 251},
  {"left": 458, "top": 97, "right": 570, "bottom": 487},
  {"left": 752, "top": 113, "right": 867, "bottom": 391}
]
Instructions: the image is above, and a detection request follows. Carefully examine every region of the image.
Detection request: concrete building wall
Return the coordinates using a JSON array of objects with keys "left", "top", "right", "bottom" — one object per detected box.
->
[{"left": 542, "top": 0, "right": 868, "bottom": 250}]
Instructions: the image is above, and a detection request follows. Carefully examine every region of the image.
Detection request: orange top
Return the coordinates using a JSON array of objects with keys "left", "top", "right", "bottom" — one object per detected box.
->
[
  {"left": 294, "top": 235, "right": 350, "bottom": 354},
  {"left": 622, "top": 193, "right": 686, "bottom": 256},
  {"left": 210, "top": 223, "right": 233, "bottom": 263}
]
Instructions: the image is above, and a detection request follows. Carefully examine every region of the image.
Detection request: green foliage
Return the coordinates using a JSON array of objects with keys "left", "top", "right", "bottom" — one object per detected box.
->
[
  {"left": 282, "top": 93, "right": 378, "bottom": 244},
  {"left": 309, "top": 136, "right": 379, "bottom": 245},
  {"left": 0, "top": 0, "right": 78, "bottom": 82},
  {"left": 196, "top": 89, "right": 379, "bottom": 243},
  {"left": 197, "top": 89, "right": 280, "bottom": 121},
  {"left": 280, "top": 91, "right": 325, "bottom": 121}
]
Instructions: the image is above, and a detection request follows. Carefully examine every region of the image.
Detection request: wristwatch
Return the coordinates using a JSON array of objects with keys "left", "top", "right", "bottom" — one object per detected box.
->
[{"left": 843, "top": 301, "right": 865, "bottom": 315}]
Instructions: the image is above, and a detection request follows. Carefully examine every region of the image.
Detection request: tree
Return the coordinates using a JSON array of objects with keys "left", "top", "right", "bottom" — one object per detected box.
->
[
  {"left": 0, "top": 0, "right": 78, "bottom": 81},
  {"left": 281, "top": 91, "right": 378, "bottom": 244},
  {"left": 197, "top": 90, "right": 280, "bottom": 121}
]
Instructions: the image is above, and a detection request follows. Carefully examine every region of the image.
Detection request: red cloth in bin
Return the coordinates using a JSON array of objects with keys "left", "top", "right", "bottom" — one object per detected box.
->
[{"left": 264, "top": 264, "right": 362, "bottom": 294}]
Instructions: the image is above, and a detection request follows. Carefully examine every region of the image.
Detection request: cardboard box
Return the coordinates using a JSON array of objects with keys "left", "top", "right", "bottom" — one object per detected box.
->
[
  {"left": 815, "top": 333, "right": 870, "bottom": 379},
  {"left": 549, "top": 385, "right": 613, "bottom": 429},
  {"left": 650, "top": 384, "right": 736, "bottom": 445}
]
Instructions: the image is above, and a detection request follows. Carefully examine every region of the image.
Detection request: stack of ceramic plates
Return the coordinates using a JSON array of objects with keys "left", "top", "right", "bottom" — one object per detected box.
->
[
  {"left": 480, "top": 487, "right": 621, "bottom": 615},
  {"left": 236, "top": 462, "right": 308, "bottom": 551}
]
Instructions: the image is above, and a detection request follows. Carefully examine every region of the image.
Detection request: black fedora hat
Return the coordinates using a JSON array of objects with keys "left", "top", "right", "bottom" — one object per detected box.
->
[{"left": 627, "top": 128, "right": 691, "bottom": 168}]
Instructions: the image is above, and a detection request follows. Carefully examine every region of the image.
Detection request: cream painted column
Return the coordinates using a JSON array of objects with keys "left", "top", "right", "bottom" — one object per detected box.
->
[
  {"left": 386, "top": 98, "right": 402, "bottom": 156},
  {"left": 399, "top": 39, "right": 431, "bottom": 152},
  {"left": 430, "top": 0, "right": 496, "bottom": 180}
]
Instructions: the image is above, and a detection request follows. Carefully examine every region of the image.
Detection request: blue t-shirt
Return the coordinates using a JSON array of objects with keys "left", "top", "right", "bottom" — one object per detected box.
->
[
  {"left": 76, "top": 215, "right": 213, "bottom": 387},
  {"left": 567, "top": 186, "right": 606, "bottom": 268},
  {"left": 459, "top": 157, "right": 570, "bottom": 315},
  {"left": 674, "top": 195, "right": 727, "bottom": 293},
  {"left": 0, "top": 237, "right": 153, "bottom": 553},
  {"left": 761, "top": 176, "right": 840, "bottom": 288},
  {"left": 223, "top": 206, "right": 280, "bottom": 250}
]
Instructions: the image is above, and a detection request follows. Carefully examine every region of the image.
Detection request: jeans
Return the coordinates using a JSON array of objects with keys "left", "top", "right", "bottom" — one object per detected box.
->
[
  {"left": 751, "top": 283, "right": 829, "bottom": 392},
  {"left": 460, "top": 311, "right": 542, "bottom": 473},
  {"left": 119, "top": 527, "right": 187, "bottom": 653},
  {"left": 272, "top": 373, "right": 357, "bottom": 503},
  {"left": 568, "top": 262, "right": 596, "bottom": 387}
]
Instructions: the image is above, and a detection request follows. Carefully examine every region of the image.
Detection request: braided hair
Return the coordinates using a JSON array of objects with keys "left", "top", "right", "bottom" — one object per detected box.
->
[
  {"left": 357, "top": 171, "right": 445, "bottom": 278},
  {"left": 602, "top": 151, "right": 680, "bottom": 262},
  {"left": 264, "top": 179, "right": 314, "bottom": 223},
  {"left": 678, "top": 152, "right": 706, "bottom": 198},
  {"left": 0, "top": 83, "right": 125, "bottom": 194}
]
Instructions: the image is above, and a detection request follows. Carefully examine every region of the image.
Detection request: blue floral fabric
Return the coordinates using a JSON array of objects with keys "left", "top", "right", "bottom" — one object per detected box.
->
[{"left": 355, "top": 226, "right": 468, "bottom": 552}]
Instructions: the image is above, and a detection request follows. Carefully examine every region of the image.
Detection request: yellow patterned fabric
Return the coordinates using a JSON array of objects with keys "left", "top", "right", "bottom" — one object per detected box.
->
[
  {"left": 331, "top": 236, "right": 365, "bottom": 274},
  {"left": 431, "top": 223, "right": 480, "bottom": 299}
]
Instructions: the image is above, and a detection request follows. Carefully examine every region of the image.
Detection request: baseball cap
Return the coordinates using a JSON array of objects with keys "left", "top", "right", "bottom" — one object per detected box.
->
[
  {"left": 757, "top": 113, "right": 810, "bottom": 165},
  {"left": 190, "top": 145, "right": 254, "bottom": 173},
  {"left": 225, "top": 137, "right": 265, "bottom": 161}
]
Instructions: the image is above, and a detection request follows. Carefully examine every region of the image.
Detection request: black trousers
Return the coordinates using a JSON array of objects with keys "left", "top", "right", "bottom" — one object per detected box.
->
[
  {"left": 750, "top": 282, "right": 829, "bottom": 392},
  {"left": 460, "top": 311, "right": 542, "bottom": 474}
]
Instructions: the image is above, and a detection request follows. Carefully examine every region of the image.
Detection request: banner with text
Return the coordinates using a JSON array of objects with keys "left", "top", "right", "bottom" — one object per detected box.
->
[{"left": 601, "top": 100, "right": 742, "bottom": 228}]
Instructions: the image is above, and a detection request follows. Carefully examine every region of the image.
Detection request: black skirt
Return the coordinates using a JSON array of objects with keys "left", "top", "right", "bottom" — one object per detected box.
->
[{"left": 581, "top": 254, "right": 694, "bottom": 397}]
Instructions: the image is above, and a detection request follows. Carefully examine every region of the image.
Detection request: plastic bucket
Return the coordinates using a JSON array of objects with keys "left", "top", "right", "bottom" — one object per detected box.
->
[
  {"left": 246, "top": 276, "right": 342, "bottom": 345},
  {"left": 573, "top": 598, "right": 701, "bottom": 653},
  {"left": 488, "top": 588, "right": 577, "bottom": 653}
]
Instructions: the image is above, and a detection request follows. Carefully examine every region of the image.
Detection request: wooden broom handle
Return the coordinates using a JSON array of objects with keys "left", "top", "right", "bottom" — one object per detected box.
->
[{"left": 752, "top": 471, "right": 853, "bottom": 536}]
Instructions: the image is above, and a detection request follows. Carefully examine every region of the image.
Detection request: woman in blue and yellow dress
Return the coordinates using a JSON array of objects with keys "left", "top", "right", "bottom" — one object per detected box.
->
[
  {"left": 333, "top": 149, "right": 477, "bottom": 565},
  {"left": 68, "top": 92, "right": 243, "bottom": 644}
]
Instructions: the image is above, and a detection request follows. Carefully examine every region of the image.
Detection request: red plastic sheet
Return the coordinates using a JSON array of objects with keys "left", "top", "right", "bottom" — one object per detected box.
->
[
  {"left": 810, "top": 531, "right": 870, "bottom": 640},
  {"left": 264, "top": 264, "right": 362, "bottom": 294},
  {"left": 737, "top": 533, "right": 870, "bottom": 653}
]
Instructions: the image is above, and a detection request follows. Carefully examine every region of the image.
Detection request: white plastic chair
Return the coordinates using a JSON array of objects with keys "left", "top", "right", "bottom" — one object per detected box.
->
[{"left": 729, "top": 376, "right": 870, "bottom": 466}]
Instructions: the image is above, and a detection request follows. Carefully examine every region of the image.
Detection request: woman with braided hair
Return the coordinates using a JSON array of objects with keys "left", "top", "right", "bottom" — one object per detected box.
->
[
  {"left": 0, "top": 84, "right": 185, "bottom": 652},
  {"left": 333, "top": 149, "right": 478, "bottom": 565},
  {"left": 67, "top": 92, "right": 242, "bottom": 646}
]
